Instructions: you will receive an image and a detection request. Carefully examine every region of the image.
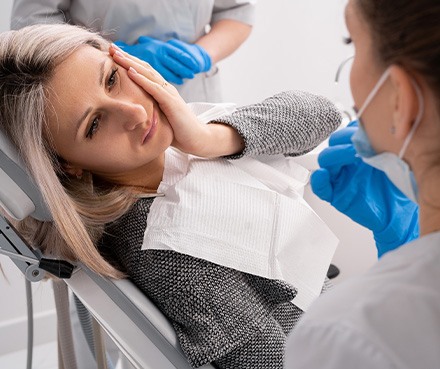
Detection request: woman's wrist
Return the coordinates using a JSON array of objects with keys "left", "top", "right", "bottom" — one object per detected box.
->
[{"left": 190, "top": 123, "right": 244, "bottom": 158}]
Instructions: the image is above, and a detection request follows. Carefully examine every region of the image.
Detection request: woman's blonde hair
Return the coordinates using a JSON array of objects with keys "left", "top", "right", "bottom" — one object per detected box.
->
[{"left": 0, "top": 24, "right": 137, "bottom": 278}]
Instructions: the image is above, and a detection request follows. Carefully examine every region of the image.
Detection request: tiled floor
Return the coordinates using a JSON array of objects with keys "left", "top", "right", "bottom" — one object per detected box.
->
[{"left": 0, "top": 341, "right": 58, "bottom": 369}]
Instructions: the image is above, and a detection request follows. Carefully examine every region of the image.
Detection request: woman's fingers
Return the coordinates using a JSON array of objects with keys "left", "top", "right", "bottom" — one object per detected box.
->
[
  {"left": 110, "top": 45, "right": 177, "bottom": 103},
  {"left": 127, "top": 66, "right": 173, "bottom": 105},
  {"left": 112, "top": 51, "right": 159, "bottom": 82},
  {"left": 110, "top": 44, "right": 164, "bottom": 82}
]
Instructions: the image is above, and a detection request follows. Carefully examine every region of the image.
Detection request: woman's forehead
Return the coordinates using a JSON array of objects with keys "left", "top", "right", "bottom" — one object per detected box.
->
[
  {"left": 54, "top": 45, "right": 108, "bottom": 78},
  {"left": 47, "top": 45, "right": 110, "bottom": 103},
  {"left": 45, "top": 46, "right": 109, "bottom": 131}
]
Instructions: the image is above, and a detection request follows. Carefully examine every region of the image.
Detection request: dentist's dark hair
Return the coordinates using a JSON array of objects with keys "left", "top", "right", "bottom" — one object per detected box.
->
[{"left": 356, "top": 0, "right": 440, "bottom": 99}]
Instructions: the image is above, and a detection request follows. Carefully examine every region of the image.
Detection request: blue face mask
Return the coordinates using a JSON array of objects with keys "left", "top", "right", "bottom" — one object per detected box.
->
[{"left": 351, "top": 68, "right": 424, "bottom": 203}]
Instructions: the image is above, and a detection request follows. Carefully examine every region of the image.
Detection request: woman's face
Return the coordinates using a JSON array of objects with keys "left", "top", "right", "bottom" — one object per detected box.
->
[
  {"left": 345, "top": 0, "right": 399, "bottom": 154},
  {"left": 46, "top": 45, "right": 174, "bottom": 186}
]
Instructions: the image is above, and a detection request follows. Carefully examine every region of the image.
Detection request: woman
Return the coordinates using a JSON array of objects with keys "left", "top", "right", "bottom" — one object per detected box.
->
[
  {"left": 0, "top": 24, "right": 340, "bottom": 368},
  {"left": 286, "top": 0, "right": 440, "bottom": 367},
  {"left": 11, "top": 0, "right": 255, "bottom": 103}
]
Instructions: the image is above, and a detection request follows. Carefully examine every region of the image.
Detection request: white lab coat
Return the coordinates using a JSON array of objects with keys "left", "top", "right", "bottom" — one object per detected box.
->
[
  {"left": 285, "top": 231, "right": 440, "bottom": 369},
  {"left": 10, "top": 0, "right": 256, "bottom": 103}
]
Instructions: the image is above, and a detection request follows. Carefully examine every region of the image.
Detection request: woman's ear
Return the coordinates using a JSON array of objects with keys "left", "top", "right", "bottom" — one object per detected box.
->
[
  {"left": 62, "top": 162, "right": 83, "bottom": 179},
  {"left": 388, "top": 65, "right": 420, "bottom": 140}
]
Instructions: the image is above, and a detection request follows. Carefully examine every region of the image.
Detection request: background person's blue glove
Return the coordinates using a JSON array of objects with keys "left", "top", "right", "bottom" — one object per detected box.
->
[
  {"left": 311, "top": 121, "right": 419, "bottom": 257},
  {"left": 166, "top": 39, "right": 212, "bottom": 73},
  {"left": 114, "top": 36, "right": 200, "bottom": 85}
]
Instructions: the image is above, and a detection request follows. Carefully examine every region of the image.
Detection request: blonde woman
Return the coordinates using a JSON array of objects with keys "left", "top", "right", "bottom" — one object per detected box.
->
[{"left": 0, "top": 24, "right": 341, "bottom": 368}]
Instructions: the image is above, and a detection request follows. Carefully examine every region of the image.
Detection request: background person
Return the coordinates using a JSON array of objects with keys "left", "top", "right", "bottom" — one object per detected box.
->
[
  {"left": 10, "top": 0, "right": 255, "bottom": 102},
  {"left": 286, "top": 0, "right": 440, "bottom": 367}
]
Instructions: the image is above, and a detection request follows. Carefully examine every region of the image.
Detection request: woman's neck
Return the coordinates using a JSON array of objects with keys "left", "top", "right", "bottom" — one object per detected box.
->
[{"left": 98, "top": 152, "right": 166, "bottom": 192}]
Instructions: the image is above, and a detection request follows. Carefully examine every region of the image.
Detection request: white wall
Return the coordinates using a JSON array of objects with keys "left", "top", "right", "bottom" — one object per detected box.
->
[
  {"left": 0, "top": 0, "right": 377, "bottom": 355},
  {"left": 221, "top": 0, "right": 354, "bottom": 107}
]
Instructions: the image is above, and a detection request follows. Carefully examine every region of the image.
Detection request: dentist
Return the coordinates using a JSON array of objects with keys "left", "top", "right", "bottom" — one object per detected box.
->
[{"left": 286, "top": 0, "right": 440, "bottom": 367}]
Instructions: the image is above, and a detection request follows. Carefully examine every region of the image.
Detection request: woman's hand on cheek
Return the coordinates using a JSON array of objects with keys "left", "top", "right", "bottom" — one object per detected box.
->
[
  {"left": 109, "top": 44, "right": 216, "bottom": 156},
  {"left": 109, "top": 44, "right": 243, "bottom": 157}
]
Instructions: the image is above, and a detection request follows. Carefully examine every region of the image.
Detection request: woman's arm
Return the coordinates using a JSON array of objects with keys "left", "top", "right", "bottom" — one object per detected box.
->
[
  {"left": 111, "top": 46, "right": 341, "bottom": 159},
  {"left": 213, "top": 90, "right": 342, "bottom": 159}
]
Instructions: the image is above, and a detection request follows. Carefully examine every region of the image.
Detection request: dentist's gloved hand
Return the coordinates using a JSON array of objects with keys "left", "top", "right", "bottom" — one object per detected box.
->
[
  {"left": 166, "top": 39, "right": 212, "bottom": 73},
  {"left": 114, "top": 36, "right": 200, "bottom": 85},
  {"left": 311, "top": 121, "right": 419, "bottom": 257}
]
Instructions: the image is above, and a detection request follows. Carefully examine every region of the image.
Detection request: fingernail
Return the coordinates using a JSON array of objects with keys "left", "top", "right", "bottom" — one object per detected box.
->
[
  {"left": 114, "top": 50, "right": 124, "bottom": 58},
  {"left": 111, "top": 43, "right": 122, "bottom": 50},
  {"left": 128, "top": 67, "right": 137, "bottom": 74}
]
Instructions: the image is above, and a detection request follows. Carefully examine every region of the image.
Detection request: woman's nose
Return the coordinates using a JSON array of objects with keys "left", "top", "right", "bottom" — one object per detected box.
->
[{"left": 115, "top": 101, "right": 148, "bottom": 131}]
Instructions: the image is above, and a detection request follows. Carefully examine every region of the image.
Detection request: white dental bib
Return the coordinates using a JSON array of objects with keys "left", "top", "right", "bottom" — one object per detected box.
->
[{"left": 142, "top": 103, "right": 339, "bottom": 311}]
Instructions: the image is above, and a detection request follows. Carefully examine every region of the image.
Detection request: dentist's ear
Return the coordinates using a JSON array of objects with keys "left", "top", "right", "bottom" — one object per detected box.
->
[{"left": 389, "top": 65, "right": 420, "bottom": 140}]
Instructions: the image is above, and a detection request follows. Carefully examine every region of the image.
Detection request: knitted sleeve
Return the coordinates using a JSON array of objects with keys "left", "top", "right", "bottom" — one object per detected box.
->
[{"left": 212, "top": 90, "right": 341, "bottom": 159}]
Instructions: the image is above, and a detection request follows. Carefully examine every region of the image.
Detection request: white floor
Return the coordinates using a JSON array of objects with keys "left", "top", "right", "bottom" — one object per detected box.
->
[
  {"left": 0, "top": 341, "right": 58, "bottom": 369},
  {"left": 0, "top": 340, "right": 135, "bottom": 369}
]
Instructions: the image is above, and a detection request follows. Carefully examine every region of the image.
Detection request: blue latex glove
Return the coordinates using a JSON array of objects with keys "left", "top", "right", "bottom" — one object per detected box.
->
[
  {"left": 166, "top": 39, "right": 212, "bottom": 73},
  {"left": 311, "top": 121, "right": 419, "bottom": 257},
  {"left": 114, "top": 36, "right": 200, "bottom": 85}
]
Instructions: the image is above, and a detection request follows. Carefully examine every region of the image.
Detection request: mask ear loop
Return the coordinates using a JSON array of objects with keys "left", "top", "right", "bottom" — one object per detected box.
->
[
  {"left": 398, "top": 80, "right": 425, "bottom": 159},
  {"left": 356, "top": 68, "right": 391, "bottom": 118}
]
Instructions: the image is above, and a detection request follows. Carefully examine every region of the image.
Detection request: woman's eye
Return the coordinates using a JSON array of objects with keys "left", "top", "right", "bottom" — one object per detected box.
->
[
  {"left": 108, "top": 67, "right": 118, "bottom": 89},
  {"left": 86, "top": 117, "right": 100, "bottom": 138}
]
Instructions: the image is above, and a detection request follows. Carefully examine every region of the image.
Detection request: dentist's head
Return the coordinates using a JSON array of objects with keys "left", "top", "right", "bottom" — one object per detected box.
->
[{"left": 346, "top": 0, "right": 440, "bottom": 234}]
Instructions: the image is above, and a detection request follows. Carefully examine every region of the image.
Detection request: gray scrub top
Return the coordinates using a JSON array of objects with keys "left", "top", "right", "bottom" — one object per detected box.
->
[{"left": 11, "top": 0, "right": 256, "bottom": 102}]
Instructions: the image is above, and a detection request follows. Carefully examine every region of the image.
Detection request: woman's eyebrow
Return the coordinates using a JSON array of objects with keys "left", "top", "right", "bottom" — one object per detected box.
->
[
  {"left": 75, "top": 106, "right": 93, "bottom": 136},
  {"left": 98, "top": 59, "right": 107, "bottom": 87},
  {"left": 75, "top": 59, "right": 107, "bottom": 136}
]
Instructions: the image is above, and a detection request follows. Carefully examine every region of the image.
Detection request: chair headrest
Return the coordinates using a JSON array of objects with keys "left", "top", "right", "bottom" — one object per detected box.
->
[{"left": 0, "top": 128, "right": 51, "bottom": 221}]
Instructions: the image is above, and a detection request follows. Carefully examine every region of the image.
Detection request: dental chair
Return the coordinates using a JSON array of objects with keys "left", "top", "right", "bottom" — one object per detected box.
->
[{"left": 0, "top": 128, "right": 215, "bottom": 369}]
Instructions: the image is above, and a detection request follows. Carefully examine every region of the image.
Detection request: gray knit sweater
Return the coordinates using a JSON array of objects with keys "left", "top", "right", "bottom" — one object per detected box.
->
[{"left": 100, "top": 91, "right": 341, "bottom": 368}]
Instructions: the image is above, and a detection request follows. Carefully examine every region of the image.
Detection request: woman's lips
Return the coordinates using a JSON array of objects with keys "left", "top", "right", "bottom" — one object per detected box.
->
[{"left": 142, "top": 110, "right": 158, "bottom": 144}]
